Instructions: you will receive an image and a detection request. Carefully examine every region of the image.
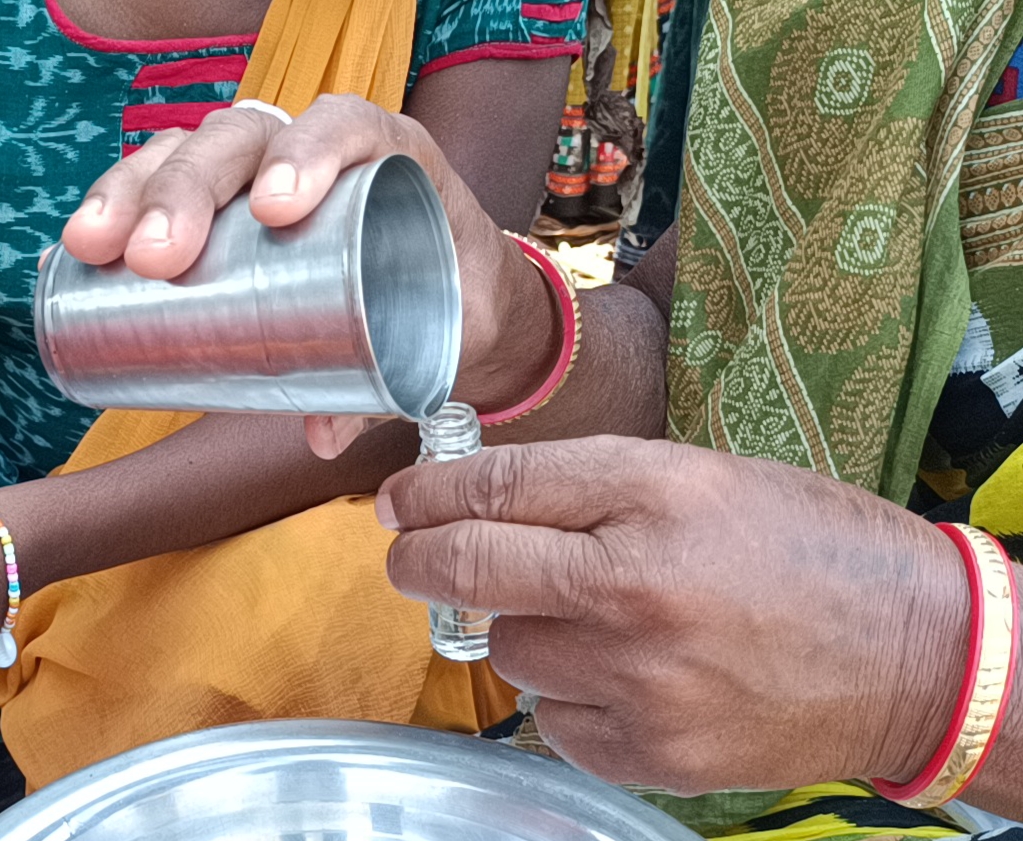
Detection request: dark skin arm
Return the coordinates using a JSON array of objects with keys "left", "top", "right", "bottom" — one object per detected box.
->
[
  {"left": 0, "top": 57, "right": 573, "bottom": 595},
  {"left": 0, "top": 56, "right": 670, "bottom": 601},
  {"left": 409, "top": 61, "right": 558, "bottom": 232}
]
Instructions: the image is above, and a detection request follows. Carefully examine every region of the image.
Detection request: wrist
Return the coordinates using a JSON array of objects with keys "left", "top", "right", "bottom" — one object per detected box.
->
[
  {"left": 0, "top": 480, "right": 61, "bottom": 603},
  {"left": 865, "top": 518, "right": 971, "bottom": 783},
  {"left": 453, "top": 226, "right": 561, "bottom": 414},
  {"left": 959, "top": 562, "right": 1023, "bottom": 815}
]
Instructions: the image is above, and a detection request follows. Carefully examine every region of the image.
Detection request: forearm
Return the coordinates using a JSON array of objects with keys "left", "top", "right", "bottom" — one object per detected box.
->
[{"left": 0, "top": 413, "right": 419, "bottom": 598}]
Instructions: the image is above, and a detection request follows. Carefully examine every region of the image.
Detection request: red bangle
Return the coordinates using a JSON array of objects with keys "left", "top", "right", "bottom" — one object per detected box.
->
[
  {"left": 476, "top": 234, "right": 581, "bottom": 426},
  {"left": 871, "top": 523, "right": 1018, "bottom": 809}
]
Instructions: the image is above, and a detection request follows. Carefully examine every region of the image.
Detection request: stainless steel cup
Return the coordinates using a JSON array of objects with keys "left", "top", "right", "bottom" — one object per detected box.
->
[{"left": 34, "top": 154, "right": 461, "bottom": 422}]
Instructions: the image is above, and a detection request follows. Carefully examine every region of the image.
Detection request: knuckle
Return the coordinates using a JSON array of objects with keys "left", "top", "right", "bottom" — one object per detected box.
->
[
  {"left": 143, "top": 156, "right": 215, "bottom": 209},
  {"left": 198, "top": 109, "right": 275, "bottom": 152},
  {"left": 565, "top": 437, "right": 625, "bottom": 515},
  {"left": 377, "top": 112, "right": 405, "bottom": 149},
  {"left": 547, "top": 535, "right": 598, "bottom": 619},
  {"left": 599, "top": 530, "right": 650, "bottom": 604},
  {"left": 100, "top": 129, "right": 186, "bottom": 183},
  {"left": 269, "top": 122, "right": 334, "bottom": 164},
  {"left": 311, "top": 92, "right": 371, "bottom": 123},
  {"left": 444, "top": 520, "right": 492, "bottom": 608},
  {"left": 152, "top": 127, "right": 191, "bottom": 146},
  {"left": 202, "top": 105, "right": 263, "bottom": 133},
  {"left": 464, "top": 447, "right": 521, "bottom": 521},
  {"left": 150, "top": 152, "right": 205, "bottom": 184}
]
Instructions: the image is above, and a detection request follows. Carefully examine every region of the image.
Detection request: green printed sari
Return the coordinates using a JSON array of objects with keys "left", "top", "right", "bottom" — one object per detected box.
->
[{"left": 665, "top": 0, "right": 1023, "bottom": 504}]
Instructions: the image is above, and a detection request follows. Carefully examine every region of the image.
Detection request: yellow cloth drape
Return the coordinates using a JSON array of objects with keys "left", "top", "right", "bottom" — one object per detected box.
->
[
  {"left": 234, "top": 0, "right": 417, "bottom": 115},
  {"left": 0, "top": 0, "right": 518, "bottom": 794},
  {"left": 971, "top": 445, "right": 1023, "bottom": 538},
  {"left": 566, "top": 0, "right": 658, "bottom": 113}
]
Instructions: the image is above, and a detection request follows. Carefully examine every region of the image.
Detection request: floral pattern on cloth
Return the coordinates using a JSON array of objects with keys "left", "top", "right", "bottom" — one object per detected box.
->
[{"left": 0, "top": 0, "right": 586, "bottom": 486}]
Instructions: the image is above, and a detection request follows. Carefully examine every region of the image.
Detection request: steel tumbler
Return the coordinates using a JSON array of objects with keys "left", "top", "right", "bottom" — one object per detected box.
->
[{"left": 35, "top": 154, "right": 461, "bottom": 422}]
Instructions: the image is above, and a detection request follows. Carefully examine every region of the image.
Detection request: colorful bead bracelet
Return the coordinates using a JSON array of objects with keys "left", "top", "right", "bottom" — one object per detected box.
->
[{"left": 0, "top": 519, "right": 20, "bottom": 668}]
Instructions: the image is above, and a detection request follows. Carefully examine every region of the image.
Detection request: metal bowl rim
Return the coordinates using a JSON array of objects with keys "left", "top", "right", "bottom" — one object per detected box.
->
[{"left": 0, "top": 720, "right": 694, "bottom": 841}]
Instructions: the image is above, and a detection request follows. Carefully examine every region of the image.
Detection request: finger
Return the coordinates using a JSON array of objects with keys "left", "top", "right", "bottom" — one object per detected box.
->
[
  {"left": 62, "top": 129, "right": 189, "bottom": 265},
  {"left": 249, "top": 94, "right": 438, "bottom": 227},
  {"left": 534, "top": 699, "right": 647, "bottom": 785},
  {"left": 303, "top": 415, "right": 387, "bottom": 460},
  {"left": 378, "top": 437, "right": 641, "bottom": 533},
  {"left": 488, "top": 616, "right": 612, "bottom": 705},
  {"left": 123, "top": 107, "right": 285, "bottom": 279},
  {"left": 386, "top": 519, "right": 604, "bottom": 620}
]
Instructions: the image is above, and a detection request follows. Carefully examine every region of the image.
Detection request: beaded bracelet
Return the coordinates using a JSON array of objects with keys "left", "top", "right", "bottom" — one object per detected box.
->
[
  {"left": 0, "top": 519, "right": 19, "bottom": 668},
  {"left": 871, "top": 523, "right": 1018, "bottom": 809},
  {"left": 477, "top": 233, "right": 581, "bottom": 426}
]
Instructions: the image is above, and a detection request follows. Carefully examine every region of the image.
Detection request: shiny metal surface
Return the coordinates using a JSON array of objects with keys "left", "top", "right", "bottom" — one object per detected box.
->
[
  {"left": 0, "top": 721, "right": 693, "bottom": 841},
  {"left": 35, "top": 155, "right": 461, "bottom": 422}
]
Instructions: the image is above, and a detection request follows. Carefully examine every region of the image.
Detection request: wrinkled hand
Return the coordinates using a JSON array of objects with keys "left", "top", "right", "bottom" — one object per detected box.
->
[
  {"left": 60, "top": 95, "right": 549, "bottom": 458},
  {"left": 379, "top": 436, "right": 969, "bottom": 794}
]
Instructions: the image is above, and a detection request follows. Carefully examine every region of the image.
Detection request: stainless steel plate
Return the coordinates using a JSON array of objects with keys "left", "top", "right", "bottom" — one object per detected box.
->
[{"left": 0, "top": 720, "right": 695, "bottom": 841}]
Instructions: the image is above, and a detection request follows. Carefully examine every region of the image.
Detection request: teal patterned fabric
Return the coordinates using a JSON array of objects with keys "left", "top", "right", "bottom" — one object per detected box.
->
[
  {"left": 0, "top": 1, "right": 253, "bottom": 485},
  {"left": 409, "top": 0, "right": 587, "bottom": 86},
  {"left": 0, "top": 0, "right": 586, "bottom": 485}
]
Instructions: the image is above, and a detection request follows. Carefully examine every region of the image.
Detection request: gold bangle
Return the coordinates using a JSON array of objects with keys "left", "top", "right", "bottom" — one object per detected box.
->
[
  {"left": 872, "top": 523, "right": 1018, "bottom": 809},
  {"left": 476, "top": 233, "right": 581, "bottom": 426}
]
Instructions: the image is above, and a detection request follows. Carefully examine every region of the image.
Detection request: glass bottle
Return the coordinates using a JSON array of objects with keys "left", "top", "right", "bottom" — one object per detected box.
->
[{"left": 417, "top": 402, "right": 496, "bottom": 661}]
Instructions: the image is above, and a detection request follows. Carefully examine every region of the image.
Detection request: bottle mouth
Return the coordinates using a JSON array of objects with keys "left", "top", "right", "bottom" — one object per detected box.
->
[
  {"left": 418, "top": 402, "right": 481, "bottom": 454},
  {"left": 358, "top": 156, "right": 462, "bottom": 422}
]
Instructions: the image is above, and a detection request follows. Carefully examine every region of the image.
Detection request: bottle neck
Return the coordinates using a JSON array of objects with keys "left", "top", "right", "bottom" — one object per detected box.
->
[{"left": 417, "top": 403, "right": 482, "bottom": 463}]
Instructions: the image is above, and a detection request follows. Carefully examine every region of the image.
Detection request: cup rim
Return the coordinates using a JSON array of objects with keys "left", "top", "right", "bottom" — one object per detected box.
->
[{"left": 348, "top": 154, "right": 462, "bottom": 423}]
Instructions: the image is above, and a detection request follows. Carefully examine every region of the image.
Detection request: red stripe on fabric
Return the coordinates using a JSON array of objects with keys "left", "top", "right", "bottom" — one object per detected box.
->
[
  {"left": 47, "top": 0, "right": 257, "bottom": 54},
  {"left": 418, "top": 42, "right": 583, "bottom": 79},
  {"left": 122, "top": 101, "right": 229, "bottom": 132},
  {"left": 529, "top": 34, "right": 567, "bottom": 45},
  {"left": 521, "top": 2, "right": 584, "bottom": 22},
  {"left": 122, "top": 144, "right": 143, "bottom": 157},
  {"left": 132, "top": 55, "right": 249, "bottom": 89}
]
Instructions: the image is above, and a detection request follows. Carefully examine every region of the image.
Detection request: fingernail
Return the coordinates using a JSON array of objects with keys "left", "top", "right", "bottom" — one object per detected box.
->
[
  {"left": 376, "top": 490, "right": 399, "bottom": 531},
  {"left": 71, "top": 196, "right": 104, "bottom": 220},
  {"left": 255, "top": 162, "right": 298, "bottom": 198},
  {"left": 37, "top": 245, "right": 56, "bottom": 271},
  {"left": 133, "top": 210, "right": 172, "bottom": 246}
]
